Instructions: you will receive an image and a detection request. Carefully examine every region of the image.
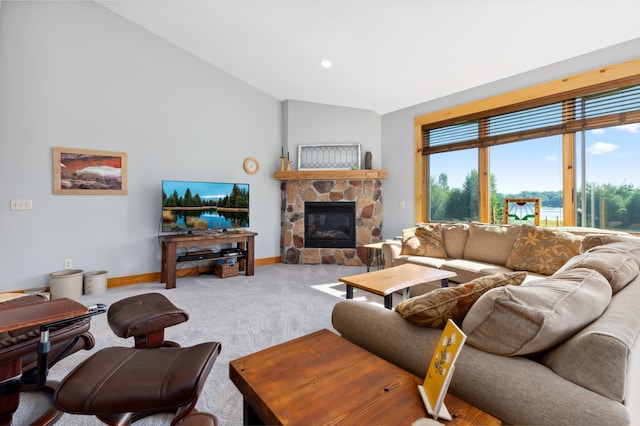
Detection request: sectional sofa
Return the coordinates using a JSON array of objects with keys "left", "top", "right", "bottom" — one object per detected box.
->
[
  {"left": 332, "top": 224, "right": 640, "bottom": 425},
  {"left": 381, "top": 222, "right": 621, "bottom": 292}
]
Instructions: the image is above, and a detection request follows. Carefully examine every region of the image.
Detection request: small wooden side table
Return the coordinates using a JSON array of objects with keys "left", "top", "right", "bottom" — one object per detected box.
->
[
  {"left": 229, "top": 329, "right": 500, "bottom": 425},
  {"left": 363, "top": 241, "right": 386, "bottom": 272}
]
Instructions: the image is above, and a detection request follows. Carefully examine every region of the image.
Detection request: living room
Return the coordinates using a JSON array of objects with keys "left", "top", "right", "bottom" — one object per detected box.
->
[
  {"left": 2, "top": 1, "right": 640, "bottom": 293},
  {"left": 3, "top": 1, "right": 640, "bottom": 425}
]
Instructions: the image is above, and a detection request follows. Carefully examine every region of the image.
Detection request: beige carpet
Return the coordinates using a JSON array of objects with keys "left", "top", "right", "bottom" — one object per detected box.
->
[{"left": 14, "top": 263, "right": 398, "bottom": 425}]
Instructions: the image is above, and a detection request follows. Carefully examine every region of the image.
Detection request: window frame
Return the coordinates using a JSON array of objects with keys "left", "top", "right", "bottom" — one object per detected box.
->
[{"left": 414, "top": 58, "right": 640, "bottom": 225}]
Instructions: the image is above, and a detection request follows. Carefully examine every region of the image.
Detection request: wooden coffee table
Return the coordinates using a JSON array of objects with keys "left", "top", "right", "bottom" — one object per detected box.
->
[
  {"left": 229, "top": 329, "right": 500, "bottom": 425},
  {"left": 339, "top": 263, "right": 457, "bottom": 309}
]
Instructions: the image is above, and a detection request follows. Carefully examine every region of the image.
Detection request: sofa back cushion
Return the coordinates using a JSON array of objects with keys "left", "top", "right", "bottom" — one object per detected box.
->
[
  {"left": 505, "top": 226, "right": 583, "bottom": 275},
  {"left": 463, "top": 223, "right": 521, "bottom": 265},
  {"left": 558, "top": 243, "right": 639, "bottom": 294},
  {"left": 542, "top": 275, "right": 640, "bottom": 402},
  {"left": 581, "top": 234, "right": 640, "bottom": 263},
  {"left": 441, "top": 223, "right": 469, "bottom": 258},
  {"left": 462, "top": 268, "right": 612, "bottom": 356}
]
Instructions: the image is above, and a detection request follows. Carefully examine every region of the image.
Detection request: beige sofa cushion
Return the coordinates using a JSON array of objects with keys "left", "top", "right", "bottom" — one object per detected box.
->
[
  {"left": 439, "top": 259, "right": 513, "bottom": 283},
  {"left": 401, "top": 224, "right": 447, "bottom": 258},
  {"left": 395, "top": 271, "right": 526, "bottom": 328},
  {"left": 462, "top": 268, "right": 612, "bottom": 356},
  {"left": 463, "top": 223, "right": 521, "bottom": 265},
  {"left": 558, "top": 243, "right": 639, "bottom": 293},
  {"left": 505, "top": 226, "right": 582, "bottom": 275},
  {"left": 441, "top": 223, "right": 469, "bottom": 258},
  {"left": 541, "top": 274, "right": 640, "bottom": 402},
  {"left": 581, "top": 234, "right": 640, "bottom": 264}
]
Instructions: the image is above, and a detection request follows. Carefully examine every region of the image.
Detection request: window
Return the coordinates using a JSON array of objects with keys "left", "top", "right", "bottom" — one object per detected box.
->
[
  {"left": 576, "top": 124, "right": 640, "bottom": 230},
  {"left": 490, "top": 136, "right": 563, "bottom": 226},
  {"left": 429, "top": 149, "right": 478, "bottom": 222},
  {"left": 414, "top": 59, "right": 640, "bottom": 229}
]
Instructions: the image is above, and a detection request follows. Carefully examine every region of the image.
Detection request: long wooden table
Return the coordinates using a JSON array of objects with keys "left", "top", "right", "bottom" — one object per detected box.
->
[
  {"left": 229, "top": 329, "right": 500, "bottom": 425},
  {"left": 159, "top": 231, "right": 257, "bottom": 289},
  {"left": 339, "top": 263, "right": 457, "bottom": 309}
]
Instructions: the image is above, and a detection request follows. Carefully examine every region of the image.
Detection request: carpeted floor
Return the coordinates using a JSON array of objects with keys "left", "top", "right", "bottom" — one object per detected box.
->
[{"left": 14, "top": 263, "right": 398, "bottom": 425}]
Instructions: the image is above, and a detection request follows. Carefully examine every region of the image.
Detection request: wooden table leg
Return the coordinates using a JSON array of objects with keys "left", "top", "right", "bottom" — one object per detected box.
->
[
  {"left": 0, "top": 359, "right": 21, "bottom": 424},
  {"left": 365, "top": 247, "right": 373, "bottom": 272},
  {"left": 165, "top": 241, "right": 177, "bottom": 289},
  {"left": 237, "top": 242, "right": 247, "bottom": 273},
  {"left": 243, "top": 398, "right": 263, "bottom": 425},
  {"left": 245, "top": 236, "right": 255, "bottom": 276}
]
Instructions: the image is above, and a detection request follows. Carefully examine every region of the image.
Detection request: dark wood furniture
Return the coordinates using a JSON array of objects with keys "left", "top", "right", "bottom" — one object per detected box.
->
[
  {"left": 229, "top": 329, "right": 500, "bottom": 425},
  {"left": 159, "top": 231, "right": 257, "bottom": 289},
  {"left": 0, "top": 297, "right": 92, "bottom": 424},
  {"left": 339, "top": 263, "right": 457, "bottom": 309}
]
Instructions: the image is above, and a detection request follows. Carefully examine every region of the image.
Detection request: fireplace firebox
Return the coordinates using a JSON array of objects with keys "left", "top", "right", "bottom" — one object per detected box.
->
[{"left": 304, "top": 202, "right": 356, "bottom": 248}]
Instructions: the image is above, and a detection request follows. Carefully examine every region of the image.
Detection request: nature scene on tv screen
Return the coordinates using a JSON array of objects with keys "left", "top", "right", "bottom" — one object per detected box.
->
[{"left": 162, "top": 181, "right": 249, "bottom": 232}]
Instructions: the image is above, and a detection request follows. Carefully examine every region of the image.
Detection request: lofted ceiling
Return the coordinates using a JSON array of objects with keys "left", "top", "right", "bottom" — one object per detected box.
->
[{"left": 95, "top": 0, "right": 640, "bottom": 114}]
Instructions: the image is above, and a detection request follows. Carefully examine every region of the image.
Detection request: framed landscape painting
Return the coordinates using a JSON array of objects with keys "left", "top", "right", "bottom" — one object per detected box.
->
[{"left": 53, "top": 147, "right": 128, "bottom": 195}]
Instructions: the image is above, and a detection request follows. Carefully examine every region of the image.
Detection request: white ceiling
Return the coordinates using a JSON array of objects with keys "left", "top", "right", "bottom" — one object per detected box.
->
[{"left": 95, "top": 0, "right": 640, "bottom": 114}]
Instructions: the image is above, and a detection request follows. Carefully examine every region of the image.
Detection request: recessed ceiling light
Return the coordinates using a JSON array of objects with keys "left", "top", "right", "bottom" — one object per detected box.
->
[{"left": 320, "top": 60, "right": 332, "bottom": 69}]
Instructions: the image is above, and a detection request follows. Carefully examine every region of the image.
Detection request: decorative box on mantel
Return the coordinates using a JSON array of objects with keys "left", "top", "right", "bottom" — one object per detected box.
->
[{"left": 278, "top": 169, "right": 386, "bottom": 266}]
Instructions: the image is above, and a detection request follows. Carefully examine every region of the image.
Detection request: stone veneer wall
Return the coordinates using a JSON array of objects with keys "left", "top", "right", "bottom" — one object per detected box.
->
[{"left": 280, "top": 179, "right": 383, "bottom": 265}]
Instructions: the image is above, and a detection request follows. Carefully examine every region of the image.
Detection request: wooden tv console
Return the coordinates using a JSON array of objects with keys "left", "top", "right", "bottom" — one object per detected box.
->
[{"left": 159, "top": 231, "right": 257, "bottom": 289}]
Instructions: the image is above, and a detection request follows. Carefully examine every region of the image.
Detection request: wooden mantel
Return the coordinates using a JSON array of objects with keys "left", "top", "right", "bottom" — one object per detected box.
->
[{"left": 273, "top": 169, "right": 387, "bottom": 181}]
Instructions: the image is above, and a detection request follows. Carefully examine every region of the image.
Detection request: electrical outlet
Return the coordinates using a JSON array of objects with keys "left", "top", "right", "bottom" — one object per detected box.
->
[
  {"left": 399, "top": 200, "right": 405, "bottom": 209},
  {"left": 10, "top": 199, "right": 33, "bottom": 210},
  {"left": 64, "top": 259, "right": 73, "bottom": 269}
]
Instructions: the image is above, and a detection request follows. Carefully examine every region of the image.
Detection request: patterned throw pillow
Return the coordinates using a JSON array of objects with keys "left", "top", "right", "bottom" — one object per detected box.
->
[
  {"left": 395, "top": 271, "right": 527, "bottom": 328},
  {"left": 401, "top": 223, "right": 447, "bottom": 258},
  {"left": 505, "top": 227, "right": 582, "bottom": 275}
]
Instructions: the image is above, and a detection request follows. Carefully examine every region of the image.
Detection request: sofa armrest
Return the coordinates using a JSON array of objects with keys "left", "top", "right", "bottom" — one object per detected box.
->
[{"left": 381, "top": 241, "right": 402, "bottom": 268}]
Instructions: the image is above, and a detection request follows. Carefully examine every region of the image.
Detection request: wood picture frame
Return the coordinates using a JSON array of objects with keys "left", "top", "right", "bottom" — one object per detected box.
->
[{"left": 53, "top": 147, "right": 128, "bottom": 195}]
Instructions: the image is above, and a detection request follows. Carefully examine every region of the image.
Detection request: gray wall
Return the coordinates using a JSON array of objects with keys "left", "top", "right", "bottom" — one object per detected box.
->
[
  {"left": 1, "top": 0, "right": 638, "bottom": 292},
  {"left": 0, "top": 0, "right": 383, "bottom": 292},
  {"left": 0, "top": 1, "right": 285, "bottom": 291},
  {"left": 380, "top": 38, "right": 640, "bottom": 240},
  {"left": 283, "top": 100, "right": 381, "bottom": 170}
]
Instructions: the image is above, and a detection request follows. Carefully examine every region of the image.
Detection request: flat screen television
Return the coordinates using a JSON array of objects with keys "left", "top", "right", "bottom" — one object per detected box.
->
[{"left": 162, "top": 180, "right": 249, "bottom": 233}]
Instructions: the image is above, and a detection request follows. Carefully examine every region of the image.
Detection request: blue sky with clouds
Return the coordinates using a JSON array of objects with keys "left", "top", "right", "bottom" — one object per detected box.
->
[{"left": 431, "top": 123, "right": 640, "bottom": 194}]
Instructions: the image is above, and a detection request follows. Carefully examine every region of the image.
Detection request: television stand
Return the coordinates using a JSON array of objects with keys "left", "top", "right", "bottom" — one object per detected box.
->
[{"left": 159, "top": 231, "right": 257, "bottom": 289}]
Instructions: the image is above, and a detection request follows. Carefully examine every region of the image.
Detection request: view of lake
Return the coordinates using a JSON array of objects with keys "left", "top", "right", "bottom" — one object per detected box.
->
[{"left": 540, "top": 207, "right": 563, "bottom": 221}]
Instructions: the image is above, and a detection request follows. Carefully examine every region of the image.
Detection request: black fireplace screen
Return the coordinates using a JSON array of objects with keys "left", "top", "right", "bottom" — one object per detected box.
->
[{"left": 304, "top": 202, "right": 356, "bottom": 248}]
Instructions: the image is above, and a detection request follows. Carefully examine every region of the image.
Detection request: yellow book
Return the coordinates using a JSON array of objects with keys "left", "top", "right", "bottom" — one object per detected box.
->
[{"left": 418, "top": 319, "right": 467, "bottom": 421}]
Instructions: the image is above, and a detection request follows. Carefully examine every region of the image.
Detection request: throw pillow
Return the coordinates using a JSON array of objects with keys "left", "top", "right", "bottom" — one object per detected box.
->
[
  {"left": 395, "top": 271, "right": 527, "bottom": 328},
  {"left": 505, "top": 226, "right": 582, "bottom": 275},
  {"left": 401, "top": 223, "right": 447, "bottom": 258},
  {"left": 461, "top": 268, "right": 612, "bottom": 356},
  {"left": 558, "top": 243, "right": 640, "bottom": 293}
]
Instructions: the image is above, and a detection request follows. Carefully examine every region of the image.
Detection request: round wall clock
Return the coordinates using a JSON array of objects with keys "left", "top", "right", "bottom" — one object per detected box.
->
[{"left": 243, "top": 157, "right": 260, "bottom": 174}]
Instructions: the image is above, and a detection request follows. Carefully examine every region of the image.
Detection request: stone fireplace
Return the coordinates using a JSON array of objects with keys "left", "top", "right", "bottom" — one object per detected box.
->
[{"left": 279, "top": 176, "right": 383, "bottom": 265}]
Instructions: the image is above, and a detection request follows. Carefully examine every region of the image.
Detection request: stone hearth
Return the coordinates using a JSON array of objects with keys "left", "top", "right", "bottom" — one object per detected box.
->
[{"left": 280, "top": 179, "right": 383, "bottom": 265}]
